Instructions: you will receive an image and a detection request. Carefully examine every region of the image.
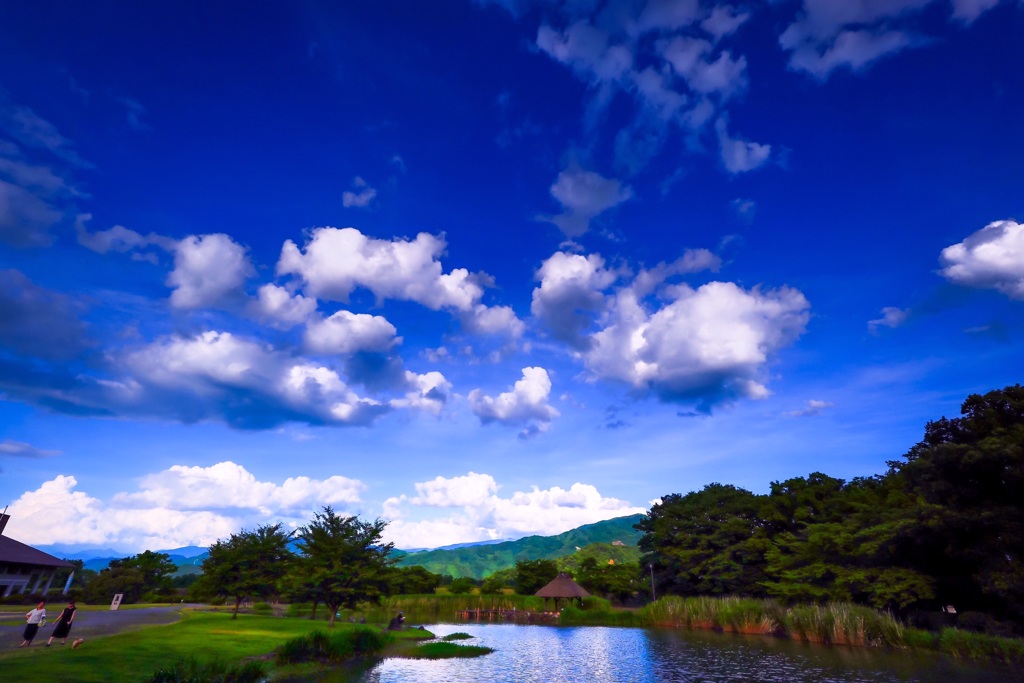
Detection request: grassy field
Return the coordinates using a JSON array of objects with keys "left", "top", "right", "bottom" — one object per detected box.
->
[{"left": 0, "top": 609, "right": 441, "bottom": 683}]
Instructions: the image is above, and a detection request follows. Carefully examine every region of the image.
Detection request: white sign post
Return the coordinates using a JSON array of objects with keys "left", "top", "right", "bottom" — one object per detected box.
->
[{"left": 110, "top": 593, "right": 123, "bottom": 611}]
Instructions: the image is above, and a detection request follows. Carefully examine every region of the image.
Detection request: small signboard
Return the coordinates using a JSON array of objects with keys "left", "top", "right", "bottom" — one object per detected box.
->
[{"left": 110, "top": 593, "right": 123, "bottom": 611}]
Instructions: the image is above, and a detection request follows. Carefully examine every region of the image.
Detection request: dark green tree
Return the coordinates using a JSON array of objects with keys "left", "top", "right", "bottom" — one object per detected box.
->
[
  {"left": 480, "top": 574, "right": 507, "bottom": 595},
  {"left": 195, "top": 523, "right": 294, "bottom": 618},
  {"left": 761, "top": 474, "right": 932, "bottom": 609},
  {"left": 575, "top": 557, "right": 643, "bottom": 603},
  {"left": 890, "top": 385, "right": 1024, "bottom": 622},
  {"left": 292, "top": 507, "right": 396, "bottom": 627},
  {"left": 82, "top": 566, "right": 146, "bottom": 604},
  {"left": 637, "top": 484, "right": 768, "bottom": 598},
  {"left": 107, "top": 550, "right": 177, "bottom": 596},
  {"left": 448, "top": 576, "right": 476, "bottom": 594},
  {"left": 514, "top": 558, "right": 558, "bottom": 595},
  {"left": 387, "top": 566, "right": 442, "bottom": 595}
]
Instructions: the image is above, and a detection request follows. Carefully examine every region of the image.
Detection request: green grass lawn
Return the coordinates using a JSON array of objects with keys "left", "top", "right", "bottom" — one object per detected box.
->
[{"left": 0, "top": 610, "right": 433, "bottom": 683}]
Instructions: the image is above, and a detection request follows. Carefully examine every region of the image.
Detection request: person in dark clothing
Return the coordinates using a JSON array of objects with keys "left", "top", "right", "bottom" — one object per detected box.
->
[{"left": 46, "top": 601, "right": 77, "bottom": 646}]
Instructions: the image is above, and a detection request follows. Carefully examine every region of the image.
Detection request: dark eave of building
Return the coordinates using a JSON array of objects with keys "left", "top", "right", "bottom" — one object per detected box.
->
[{"left": 0, "top": 535, "right": 74, "bottom": 568}]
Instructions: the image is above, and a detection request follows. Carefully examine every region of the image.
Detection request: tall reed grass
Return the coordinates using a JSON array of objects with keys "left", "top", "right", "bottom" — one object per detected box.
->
[
  {"left": 362, "top": 593, "right": 545, "bottom": 623},
  {"left": 786, "top": 603, "right": 904, "bottom": 646},
  {"left": 640, "top": 596, "right": 786, "bottom": 635},
  {"left": 936, "top": 627, "right": 1024, "bottom": 664}
]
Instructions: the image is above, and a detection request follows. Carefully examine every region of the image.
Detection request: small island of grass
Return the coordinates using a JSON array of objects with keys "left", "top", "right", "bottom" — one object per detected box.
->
[
  {"left": 406, "top": 641, "right": 494, "bottom": 659},
  {"left": 441, "top": 632, "right": 475, "bottom": 641}
]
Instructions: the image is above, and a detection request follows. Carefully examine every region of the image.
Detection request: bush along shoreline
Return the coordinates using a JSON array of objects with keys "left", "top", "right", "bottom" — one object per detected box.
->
[{"left": 560, "top": 596, "right": 1024, "bottom": 665}]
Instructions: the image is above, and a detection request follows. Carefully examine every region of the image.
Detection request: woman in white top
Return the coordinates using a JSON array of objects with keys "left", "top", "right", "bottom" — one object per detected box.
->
[{"left": 19, "top": 601, "right": 46, "bottom": 647}]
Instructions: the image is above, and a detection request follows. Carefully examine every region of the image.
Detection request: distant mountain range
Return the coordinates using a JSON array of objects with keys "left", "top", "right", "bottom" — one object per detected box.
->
[
  {"left": 39, "top": 513, "right": 644, "bottom": 577},
  {"left": 396, "top": 513, "right": 645, "bottom": 579}
]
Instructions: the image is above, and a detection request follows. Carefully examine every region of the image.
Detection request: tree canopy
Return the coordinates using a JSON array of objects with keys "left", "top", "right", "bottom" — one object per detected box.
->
[
  {"left": 292, "top": 506, "right": 396, "bottom": 627},
  {"left": 637, "top": 385, "right": 1024, "bottom": 631},
  {"left": 195, "top": 524, "right": 294, "bottom": 618}
]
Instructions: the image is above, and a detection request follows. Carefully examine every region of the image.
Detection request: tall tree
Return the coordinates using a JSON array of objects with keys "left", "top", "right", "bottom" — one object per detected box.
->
[
  {"left": 86, "top": 551, "right": 178, "bottom": 603},
  {"left": 292, "top": 507, "right": 396, "bottom": 627},
  {"left": 514, "top": 558, "right": 559, "bottom": 595},
  {"left": 637, "top": 484, "right": 768, "bottom": 598},
  {"left": 387, "top": 566, "right": 442, "bottom": 595},
  {"left": 762, "top": 474, "right": 933, "bottom": 610},
  {"left": 890, "top": 385, "right": 1024, "bottom": 622},
  {"left": 196, "top": 524, "right": 294, "bottom": 618}
]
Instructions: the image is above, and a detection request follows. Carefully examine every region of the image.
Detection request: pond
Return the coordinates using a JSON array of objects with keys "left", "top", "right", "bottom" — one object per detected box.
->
[{"left": 293, "top": 623, "right": 1014, "bottom": 682}]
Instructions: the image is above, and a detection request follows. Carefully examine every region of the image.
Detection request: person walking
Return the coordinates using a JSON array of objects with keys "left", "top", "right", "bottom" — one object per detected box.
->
[
  {"left": 46, "top": 600, "right": 76, "bottom": 646},
  {"left": 19, "top": 601, "right": 46, "bottom": 647}
]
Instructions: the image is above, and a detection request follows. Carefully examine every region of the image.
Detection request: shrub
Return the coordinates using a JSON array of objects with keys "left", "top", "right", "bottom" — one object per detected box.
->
[
  {"left": 252, "top": 602, "right": 273, "bottom": 615},
  {"left": 938, "top": 628, "right": 1024, "bottom": 664},
  {"left": 580, "top": 596, "right": 613, "bottom": 611},
  {"left": 956, "top": 611, "right": 1020, "bottom": 638},
  {"left": 276, "top": 627, "right": 392, "bottom": 664}
]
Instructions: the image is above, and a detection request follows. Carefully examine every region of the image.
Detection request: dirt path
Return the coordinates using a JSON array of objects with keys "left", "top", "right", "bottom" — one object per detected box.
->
[{"left": 1, "top": 605, "right": 196, "bottom": 649}]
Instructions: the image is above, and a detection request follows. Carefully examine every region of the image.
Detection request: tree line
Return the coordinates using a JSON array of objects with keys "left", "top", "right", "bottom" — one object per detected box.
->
[{"left": 638, "top": 384, "right": 1024, "bottom": 635}]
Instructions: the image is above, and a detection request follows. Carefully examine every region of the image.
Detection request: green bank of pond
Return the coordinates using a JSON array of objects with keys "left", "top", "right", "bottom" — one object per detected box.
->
[{"left": 0, "top": 610, "right": 491, "bottom": 683}]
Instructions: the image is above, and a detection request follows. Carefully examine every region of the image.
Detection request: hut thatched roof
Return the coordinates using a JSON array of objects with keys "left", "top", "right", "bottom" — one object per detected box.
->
[{"left": 535, "top": 573, "right": 590, "bottom": 599}]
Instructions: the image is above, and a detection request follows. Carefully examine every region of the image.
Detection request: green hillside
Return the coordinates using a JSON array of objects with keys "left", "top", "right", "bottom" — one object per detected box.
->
[
  {"left": 556, "top": 542, "right": 642, "bottom": 574},
  {"left": 396, "top": 513, "right": 644, "bottom": 579}
]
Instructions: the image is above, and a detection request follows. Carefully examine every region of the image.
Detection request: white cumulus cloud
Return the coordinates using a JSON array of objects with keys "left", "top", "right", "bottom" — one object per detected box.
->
[
  {"left": 940, "top": 219, "right": 1024, "bottom": 299},
  {"left": 389, "top": 370, "right": 452, "bottom": 414},
  {"left": 5, "top": 463, "right": 365, "bottom": 551},
  {"left": 277, "top": 227, "right": 486, "bottom": 311},
  {"left": 469, "top": 367, "right": 560, "bottom": 437},
  {"left": 252, "top": 284, "right": 318, "bottom": 329},
  {"left": 382, "top": 473, "right": 645, "bottom": 549},
  {"left": 168, "top": 233, "right": 255, "bottom": 309},
  {"left": 304, "top": 310, "right": 401, "bottom": 355},
  {"left": 531, "top": 251, "right": 619, "bottom": 349},
  {"left": 584, "top": 281, "right": 810, "bottom": 409},
  {"left": 116, "top": 461, "right": 364, "bottom": 514},
  {"left": 119, "top": 330, "right": 388, "bottom": 427}
]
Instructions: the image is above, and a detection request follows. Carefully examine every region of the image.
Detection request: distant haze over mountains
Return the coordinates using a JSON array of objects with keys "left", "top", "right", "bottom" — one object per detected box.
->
[{"left": 39, "top": 514, "right": 643, "bottom": 576}]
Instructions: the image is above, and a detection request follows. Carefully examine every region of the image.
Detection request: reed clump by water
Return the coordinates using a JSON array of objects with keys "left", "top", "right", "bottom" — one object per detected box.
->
[
  {"left": 936, "top": 627, "right": 1024, "bottom": 664},
  {"left": 639, "top": 596, "right": 786, "bottom": 635},
  {"left": 639, "top": 598, "right": 901, "bottom": 646},
  {"left": 559, "top": 598, "right": 641, "bottom": 626},
  {"left": 786, "top": 603, "right": 904, "bottom": 647},
  {"left": 363, "top": 593, "right": 545, "bottom": 623}
]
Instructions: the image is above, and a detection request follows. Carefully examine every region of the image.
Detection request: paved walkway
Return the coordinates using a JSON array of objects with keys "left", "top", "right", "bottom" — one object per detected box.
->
[{"left": 1, "top": 605, "right": 196, "bottom": 649}]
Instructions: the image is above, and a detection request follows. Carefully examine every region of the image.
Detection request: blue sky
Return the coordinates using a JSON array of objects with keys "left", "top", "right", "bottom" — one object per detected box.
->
[{"left": 1, "top": 0, "right": 1022, "bottom": 553}]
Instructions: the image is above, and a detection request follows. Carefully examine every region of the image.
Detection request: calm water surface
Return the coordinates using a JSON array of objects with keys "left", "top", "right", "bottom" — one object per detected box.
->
[{"left": 302, "top": 623, "right": 1017, "bottom": 683}]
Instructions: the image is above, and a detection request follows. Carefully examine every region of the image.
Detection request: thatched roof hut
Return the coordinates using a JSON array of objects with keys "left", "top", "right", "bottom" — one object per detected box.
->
[{"left": 535, "top": 573, "right": 590, "bottom": 610}]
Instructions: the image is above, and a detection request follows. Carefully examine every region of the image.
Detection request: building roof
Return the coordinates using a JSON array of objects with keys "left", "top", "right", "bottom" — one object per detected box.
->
[
  {"left": 535, "top": 573, "right": 590, "bottom": 599},
  {"left": 0, "top": 535, "right": 74, "bottom": 568}
]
